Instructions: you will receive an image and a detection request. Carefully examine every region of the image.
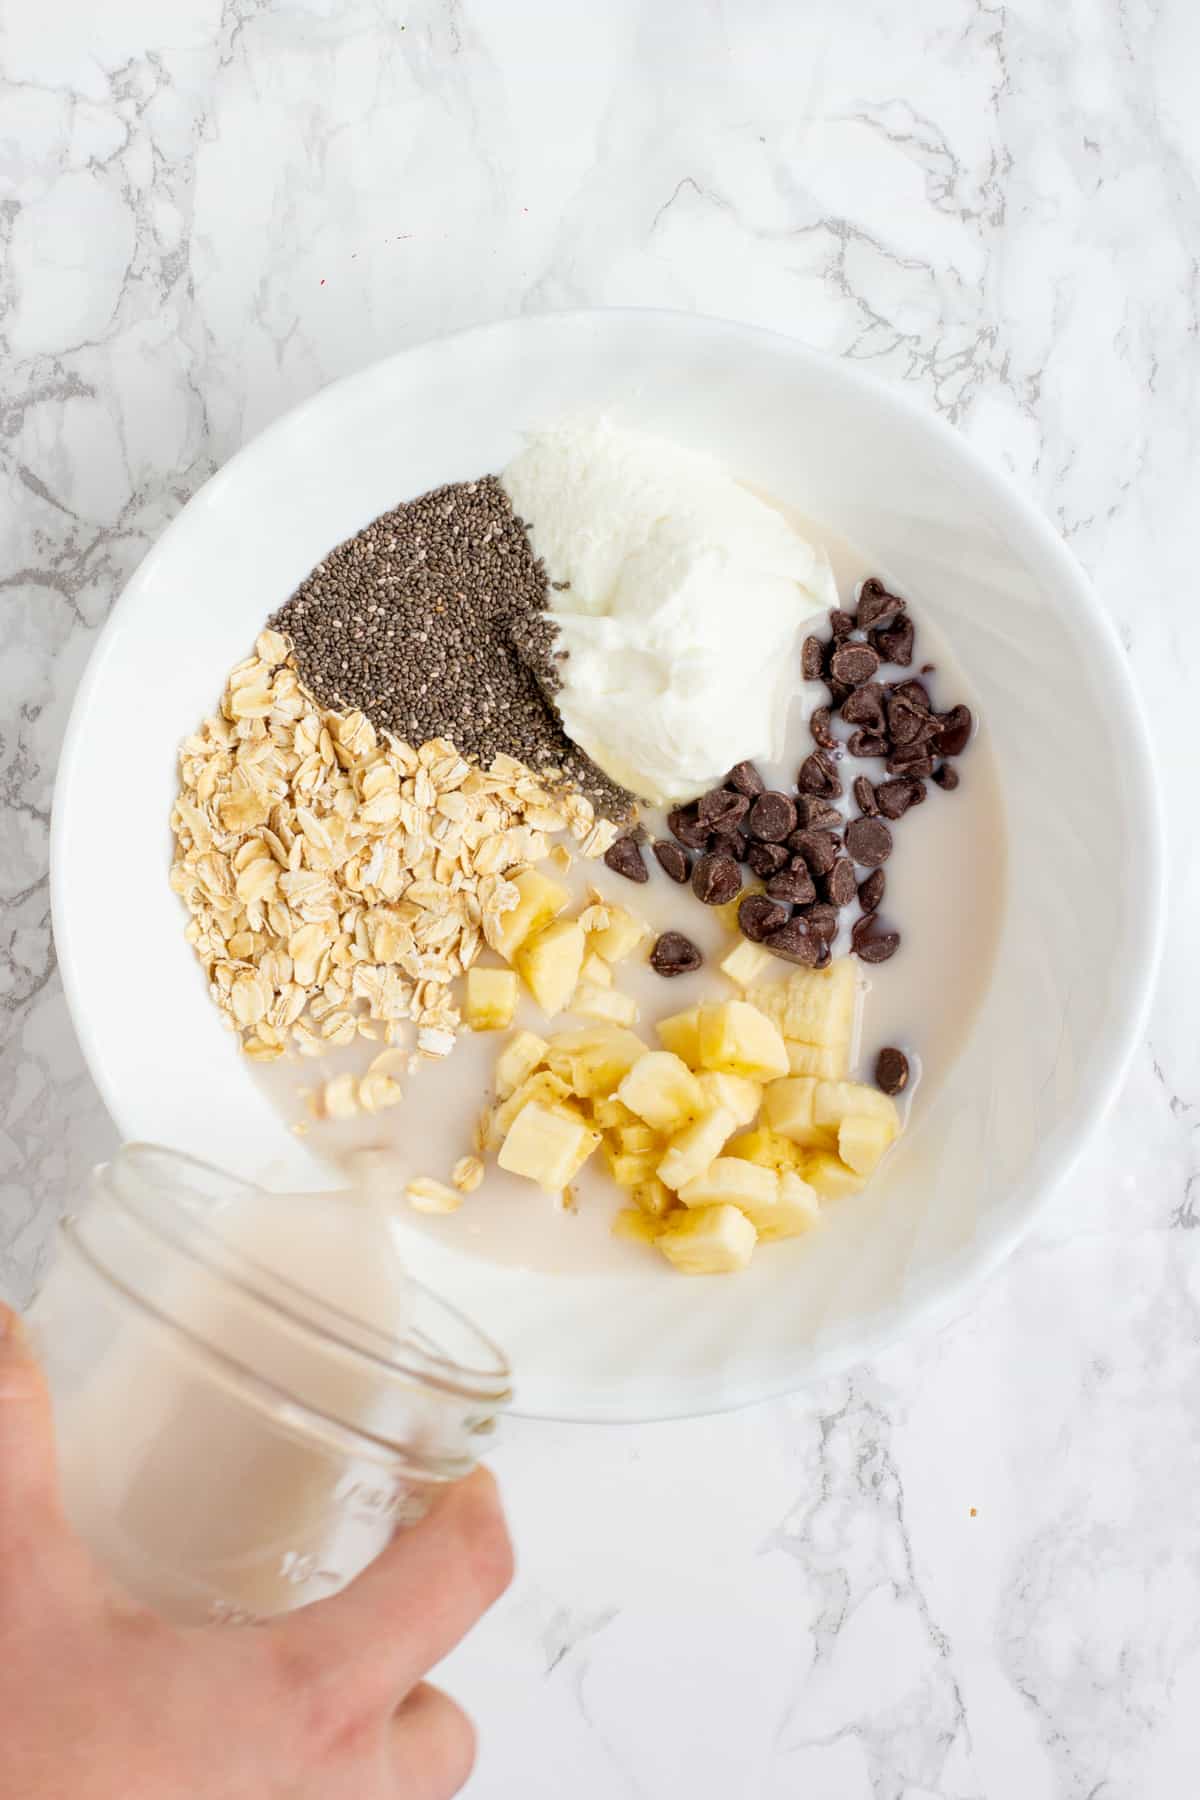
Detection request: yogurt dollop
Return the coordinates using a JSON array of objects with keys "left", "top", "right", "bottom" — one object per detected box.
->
[{"left": 501, "top": 421, "right": 835, "bottom": 805}]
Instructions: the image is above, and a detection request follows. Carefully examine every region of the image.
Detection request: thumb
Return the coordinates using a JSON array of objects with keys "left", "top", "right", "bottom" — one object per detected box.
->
[{"left": 0, "top": 1301, "right": 62, "bottom": 1540}]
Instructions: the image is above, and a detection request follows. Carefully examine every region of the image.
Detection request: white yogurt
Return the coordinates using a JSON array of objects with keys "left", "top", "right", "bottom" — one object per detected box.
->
[{"left": 500, "top": 421, "right": 836, "bottom": 804}]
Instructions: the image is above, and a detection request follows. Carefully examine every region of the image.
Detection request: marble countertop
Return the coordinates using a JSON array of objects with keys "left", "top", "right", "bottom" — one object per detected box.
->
[{"left": 3, "top": 2, "right": 1198, "bottom": 1793}]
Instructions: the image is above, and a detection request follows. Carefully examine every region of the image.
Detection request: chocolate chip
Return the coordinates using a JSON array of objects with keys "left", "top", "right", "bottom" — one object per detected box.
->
[
  {"left": 805, "top": 903, "right": 840, "bottom": 943},
  {"left": 934, "top": 705, "right": 973, "bottom": 757},
  {"left": 828, "top": 678, "right": 854, "bottom": 707},
  {"left": 906, "top": 779, "right": 927, "bottom": 807},
  {"left": 844, "top": 817, "right": 893, "bottom": 867},
  {"left": 748, "top": 790, "right": 798, "bottom": 842},
  {"left": 764, "top": 917, "right": 823, "bottom": 965},
  {"left": 796, "top": 797, "right": 843, "bottom": 830},
  {"left": 858, "top": 868, "right": 886, "bottom": 912},
  {"left": 692, "top": 852, "right": 743, "bottom": 906},
  {"left": 767, "top": 866, "right": 817, "bottom": 906},
  {"left": 830, "top": 642, "right": 881, "bottom": 687},
  {"left": 871, "top": 615, "right": 915, "bottom": 666},
  {"left": 891, "top": 679, "right": 931, "bottom": 709},
  {"left": 698, "top": 787, "right": 749, "bottom": 830},
  {"left": 875, "top": 1047, "right": 909, "bottom": 1094},
  {"left": 886, "top": 696, "right": 929, "bottom": 747},
  {"left": 841, "top": 683, "right": 886, "bottom": 729},
  {"left": 789, "top": 828, "right": 839, "bottom": 877},
  {"left": 852, "top": 914, "right": 901, "bottom": 964},
  {"left": 726, "top": 759, "right": 766, "bottom": 798},
  {"left": 875, "top": 778, "right": 917, "bottom": 820},
  {"left": 667, "top": 804, "right": 712, "bottom": 851},
  {"left": 810, "top": 706, "right": 837, "bottom": 750},
  {"left": 846, "top": 730, "right": 890, "bottom": 760},
  {"left": 652, "top": 840, "right": 691, "bottom": 884},
  {"left": 797, "top": 751, "right": 842, "bottom": 798},
  {"left": 932, "top": 763, "right": 960, "bottom": 791},
  {"left": 856, "top": 579, "right": 907, "bottom": 630},
  {"left": 739, "top": 893, "right": 791, "bottom": 942},
  {"left": 747, "top": 840, "right": 790, "bottom": 878},
  {"left": 650, "top": 932, "right": 703, "bottom": 976},
  {"left": 710, "top": 829, "right": 749, "bottom": 862},
  {"left": 604, "top": 835, "right": 649, "bottom": 883},
  {"left": 825, "top": 857, "right": 858, "bottom": 909},
  {"left": 885, "top": 747, "right": 934, "bottom": 779},
  {"left": 801, "top": 637, "right": 825, "bottom": 682},
  {"left": 853, "top": 775, "right": 878, "bottom": 816},
  {"left": 830, "top": 609, "right": 856, "bottom": 639}
]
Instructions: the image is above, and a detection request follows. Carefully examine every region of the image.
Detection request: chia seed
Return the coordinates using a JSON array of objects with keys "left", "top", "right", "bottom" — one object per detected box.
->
[{"left": 270, "top": 476, "right": 633, "bottom": 818}]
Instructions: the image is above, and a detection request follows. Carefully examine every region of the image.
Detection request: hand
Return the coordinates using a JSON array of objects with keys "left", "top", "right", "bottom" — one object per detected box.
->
[{"left": 0, "top": 1301, "right": 513, "bottom": 1799}]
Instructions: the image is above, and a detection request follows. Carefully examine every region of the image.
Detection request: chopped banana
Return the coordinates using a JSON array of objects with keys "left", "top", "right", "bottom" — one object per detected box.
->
[
  {"left": 589, "top": 903, "right": 650, "bottom": 963},
  {"left": 748, "top": 958, "right": 857, "bottom": 1073},
  {"left": 680, "top": 1160, "right": 819, "bottom": 1240},
  {"left": 655, "top": 1007, "right": 701, "bottom": 1065},
  {"left": 763, "top": 1077, "right": 836, "bottom": 1147},
  {"left": 838, "top": 1114, "right": 895, "bottom": 1176},
  {"left": 657, "top": 1203, "right": 757, "bottom": 1274},
  {"left": 517, "top": 918, "right": 586, "bottom": 1018},
  {"left": 632, "top": 1175, "right": 675, "bottom": 1219},
  {"left": 812, "top": 1080, "right": 900, "bottom": 1134},
  {"left": 657, "top": 1106, "right": 737, "bottom": 1191},
  {"left": 592, "top": 1094, "right": 640, "bottom": 1131},
  {"left": 612, "top": 1208, "right": 665, "bottom": 1245},
  {"left": 494, "top": 1029, "right": 548, "bottom": 1099},
  {"left": 579, "top": 951, "right": 613, "bottom": 988},
  {"left": 572, "top": 982, "right": 639, "bottom": 1026},
  {"left": 544, "top": 1026, "right": 646, "bottom": 1097},
  {"left": 489, "top": 1070, "right": 580, "bottom": 1147},
  {"left": 785, "top": 1040, "right": 850, "bottom": 1079},
  {"left": 498, "top": 1100, "right": 600, "bottom": 1191},
  {"left": 725, "top": 1126, "right": 805, "bottom": 1174},
  {"left": 696, "top": 1071, "right": 762, "bottom": 1128},
  {"left": 616, "top": 1123, "right": 660, "bottom": 1154},
  {"left": 464, "top": 966, "right": 518, "bottom": 1031},
  {"left": 763, "top": 1171, "right": 823, "bottom": 1240},
  {"left": 489, "top": 867, "right": 569, "bottom": 961},
  {"left": 618, "top": 1051, "right": 706, "bottom": 1134},
  {"left": 604, "top": 1147, "right": 662, "bottom": 1188},
  {"left": 696, "top": 1001, "right": 789, "bottom": 1082},
  {"left": 719, "top": 938, "right": 773, "bottom": 988},
  {"left": 678, "top": 1157, "right": 778, "bottom": 1215},
  {"left": 801, "top": 1150, "right": 866, "bottom": 1201}
]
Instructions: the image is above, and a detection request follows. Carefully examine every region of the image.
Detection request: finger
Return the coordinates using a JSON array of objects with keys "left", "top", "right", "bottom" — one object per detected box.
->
[
  {"left": 273, "top": 1467, "right": 513, "bottom": 1710},
  {"left": 0, "top": 1302, "right": 62, "bottom": 1541},
  {"left": 390, "top": 1683, "right": 476, "bottom": 1800}
]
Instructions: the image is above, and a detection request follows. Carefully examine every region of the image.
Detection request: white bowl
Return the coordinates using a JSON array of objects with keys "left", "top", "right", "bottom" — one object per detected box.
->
[{"left": 51, "top": 311, "right": 1164, "bottom": 1421}]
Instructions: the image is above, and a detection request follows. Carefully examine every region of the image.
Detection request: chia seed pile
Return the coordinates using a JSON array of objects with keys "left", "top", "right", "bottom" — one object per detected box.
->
[{"left": 270, "top": 476, "right": 633, "bottom": 818}]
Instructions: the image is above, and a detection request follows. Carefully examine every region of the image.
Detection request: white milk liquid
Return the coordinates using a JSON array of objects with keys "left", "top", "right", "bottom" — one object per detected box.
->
[
  {"left": 49, "top": 1188, "right": 427, "bottom": 1623},
  {"left": 253, "top": 513, "right": 1007, "bottom": 1278}
]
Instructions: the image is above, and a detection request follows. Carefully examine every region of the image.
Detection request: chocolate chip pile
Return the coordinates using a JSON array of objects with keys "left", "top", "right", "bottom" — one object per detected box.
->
[
  {"left": 270, "top": 477, "right": 634, "bottom": 819},
  {"left": 604, "top": 574, "right": 973, "bottom": 973}
]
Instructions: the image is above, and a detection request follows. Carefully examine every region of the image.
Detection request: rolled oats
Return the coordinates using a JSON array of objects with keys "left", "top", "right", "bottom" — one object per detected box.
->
[{"left": 170, "top": 644, "right": 616, "bottom": 1083}]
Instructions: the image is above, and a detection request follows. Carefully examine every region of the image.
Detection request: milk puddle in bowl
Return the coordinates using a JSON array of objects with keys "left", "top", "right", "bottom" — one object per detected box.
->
[{"left": 248, "top": 510, "right": 1006, "bottom": 1279}]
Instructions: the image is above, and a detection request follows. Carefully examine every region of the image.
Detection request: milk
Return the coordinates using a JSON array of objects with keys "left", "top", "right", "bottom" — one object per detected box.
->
[
  {"left": 254, "top": 510, "right": 1005, "bottom": 1279},
  {"left": 33, "top": 1161, "right": 505, "bottom": 1624}
]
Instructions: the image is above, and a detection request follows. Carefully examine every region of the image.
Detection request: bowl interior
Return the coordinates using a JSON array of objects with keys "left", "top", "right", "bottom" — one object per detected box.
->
[{"left": 51, "top": 311, "right": 1161, "bottom": 1420}]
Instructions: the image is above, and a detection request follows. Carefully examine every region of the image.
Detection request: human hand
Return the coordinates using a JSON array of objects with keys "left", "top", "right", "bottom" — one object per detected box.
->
[{"left": 0, "top": 1301, "right": 513, "bottom": 1799}]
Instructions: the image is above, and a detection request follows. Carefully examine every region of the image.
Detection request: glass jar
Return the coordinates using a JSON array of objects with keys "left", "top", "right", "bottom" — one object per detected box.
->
[{"left": 26, "top": 1145, "right": 510, "bottom": 1627}]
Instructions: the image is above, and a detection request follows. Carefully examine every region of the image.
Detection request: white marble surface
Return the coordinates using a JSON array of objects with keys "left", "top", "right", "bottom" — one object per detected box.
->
[{"left": 2, "top": 1, "right": 1198, "bottom": 1792}]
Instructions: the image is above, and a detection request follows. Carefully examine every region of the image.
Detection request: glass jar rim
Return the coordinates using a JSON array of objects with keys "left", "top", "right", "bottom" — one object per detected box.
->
[{"left": 93, "top": 1145, "right": 512, "bottom": 1412}]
